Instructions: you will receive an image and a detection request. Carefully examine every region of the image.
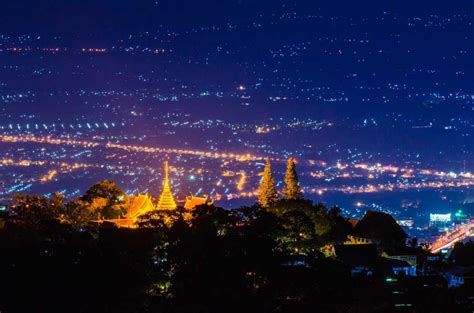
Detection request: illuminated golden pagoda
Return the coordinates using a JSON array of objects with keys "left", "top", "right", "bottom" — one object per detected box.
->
[{"left": 156, "top": 161, "right": 177, "bottom": 210}]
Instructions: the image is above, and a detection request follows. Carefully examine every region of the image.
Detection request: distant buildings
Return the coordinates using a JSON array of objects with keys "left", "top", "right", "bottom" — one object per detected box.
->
[
  {"left": 346, "top": 210, "right": 408, "bottom": 250},
  {"left": 446, "top": 266, "right": 474, "bottom": 288},
  {"left": 329, "top": 210, "right": 441, "bottom": 278},
  {"left": 331, "top": 243, "right": 417, "bottom": 277},
  {"left": 429, "top": 213, "right": 452, "bottom": 228}
]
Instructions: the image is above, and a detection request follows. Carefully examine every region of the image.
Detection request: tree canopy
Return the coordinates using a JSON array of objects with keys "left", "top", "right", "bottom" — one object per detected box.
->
[
  {"left": 0, "top": 183, "right": 463, "bottom": 313},
  {"left": 258, "top": 158, "right": 278, "bottom": 208},
  {"left": 81, "top": 180, "right": 129, "bottom": 219},
  {"left": 282, "top": 157, "right": 302, "bottom": 200}
]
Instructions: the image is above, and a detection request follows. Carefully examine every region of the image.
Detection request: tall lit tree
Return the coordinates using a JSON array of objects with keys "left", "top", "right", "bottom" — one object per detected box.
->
[
  {"left": 258, "top": 158, "right": 278, "bottom": 208},
  {"left": 282, "top": 157, "right": 302, "bottom": 200}
]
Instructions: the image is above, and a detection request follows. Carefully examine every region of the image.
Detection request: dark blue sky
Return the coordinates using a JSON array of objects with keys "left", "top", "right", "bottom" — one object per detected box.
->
[{"left": 1, "top": 0, "right": 471, "bottom": 35}]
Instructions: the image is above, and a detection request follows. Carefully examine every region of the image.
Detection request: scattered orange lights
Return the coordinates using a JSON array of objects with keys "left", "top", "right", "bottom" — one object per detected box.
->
[
  {"left": 255, "top": 126, "right": 272, "bottom": 134},
  {"left": 236, "top": 172, "right": 246, "bottom": 191},
  {"left": 42, "top": 48, "right": 61, "bottom": 52},
  {"left": 0, "top": 135, "right": 267, "bottom": 162},
  {"left": 40, "top": 170, "right": 57, "bottom": 182},
  {"left": 6, "top": 47, "right": 64, "bottom": 53},
  {"left": 81, "top": 48, "right": 106, "bottom": 53},
  {"left": 6, "top": 47, "right": 32, "bottom": 52},
  {"left": 308, "top": 178, "right": 474, "bottom": 195},
  {"left": 2, "top": 135, "right": 474, "bottom": 200},
  {"left": 1, "top": 158, "right": 46, "bottom": 167},
  {"left": 0, "top": 135, "right": 99, "bottom": 148},
  {"left": 106, "top": 142, "right": 264, "bottom": 162},
  {"left": 310, "top": 172, "right": 325, "bottom": 178},
  {"left": 0, "top": 156, "right": 132, "bottom": 186}
]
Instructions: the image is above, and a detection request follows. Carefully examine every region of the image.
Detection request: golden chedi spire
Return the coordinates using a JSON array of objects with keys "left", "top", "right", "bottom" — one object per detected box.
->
[{"left": 157, "top": 161, "right": 177, "bottom": 210}]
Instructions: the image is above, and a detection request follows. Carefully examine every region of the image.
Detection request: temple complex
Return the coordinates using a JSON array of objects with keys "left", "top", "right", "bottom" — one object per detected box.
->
[{"left": 96, "top": 161, "right": 211, "bottom": 228}]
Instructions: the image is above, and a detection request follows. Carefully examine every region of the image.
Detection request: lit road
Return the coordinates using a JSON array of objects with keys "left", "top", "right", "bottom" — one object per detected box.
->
[
  {"left": 0, "top": 134, "right": 270, "bottom": 162},
  {"left": 430, "top": 220, "right": 474, "bottom": 253}
]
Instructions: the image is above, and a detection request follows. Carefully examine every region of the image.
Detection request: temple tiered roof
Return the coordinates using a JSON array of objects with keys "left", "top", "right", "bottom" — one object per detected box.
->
[
  {"left": 184, "top": 195, "right": 213, "bottom": 210},
  {"left": 126, "top": 194, "right": 154, "bottom": 220},
  {"left": 156, "top": 161, "right": 177, "bottom": 210}
]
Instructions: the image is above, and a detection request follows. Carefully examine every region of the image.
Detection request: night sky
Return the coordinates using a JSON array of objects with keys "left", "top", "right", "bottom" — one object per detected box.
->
[{"left": 1, "top": 1, "right": 471, "bottom": 33}]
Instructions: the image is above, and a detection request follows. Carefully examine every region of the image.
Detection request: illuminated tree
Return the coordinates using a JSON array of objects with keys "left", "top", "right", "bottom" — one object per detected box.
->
[
  {"left": 277, "top": 210, "right": 318, "bottom": 256},
  {"left": 63, "top": 199, "right": 97, "bottom": 228},
  {"left": 282, "top": 157, "right": 302, "bottom": 200},
  {"left": 81, "top": 180, "right": 129, "bottom": 219},
  {"left": 258, "top": 158, "right": 277, "bottom": 208},
  {"left": 11, "top": 192, "right": 64, "bottom": 226},
  {"left": 136, "top": 208, "right": 184, "bottom": 228},
  {"left": 191, "top": 204, "right": 236, "bottom": 236},
  {"left": 81, "top": 180, "right": 126, "bottom": 202},
  {"left": 268, "top": 199, "right": 351, "bottom": 246},
  {"left": 10, "top": 193, "right": 73, "bottom": 241}
]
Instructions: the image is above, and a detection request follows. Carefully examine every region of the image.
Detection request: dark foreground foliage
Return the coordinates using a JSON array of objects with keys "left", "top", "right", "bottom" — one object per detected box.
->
[{"left": 0, "top": 195, "right": 470, "bottom": 313}]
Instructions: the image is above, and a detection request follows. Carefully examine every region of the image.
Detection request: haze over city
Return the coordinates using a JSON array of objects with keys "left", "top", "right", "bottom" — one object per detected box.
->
[
  {"left": 0, "top": 1, "right": 473, "bottom": 312},
  {"left": 1, "top": 0, "right": 472, "bottom": 226}
]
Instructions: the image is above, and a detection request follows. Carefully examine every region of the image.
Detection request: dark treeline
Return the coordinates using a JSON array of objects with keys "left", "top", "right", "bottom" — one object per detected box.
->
[{"left": 0, "top": 181, "right": 469, "bottom": 313}]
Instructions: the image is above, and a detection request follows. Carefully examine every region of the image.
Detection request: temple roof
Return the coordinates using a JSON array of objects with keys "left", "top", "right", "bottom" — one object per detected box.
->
[
  {"left": 184, "top": 195, "right": 212, "bottom": 210},
  {"left": 347, "top": 218, "right": 360, "bottom": 227},
  {"left": 352, "top": 210, "right": 408, "bottom": 240},
  {"left": 126, "top": 194, "right": 154, "bottom": 220}
]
